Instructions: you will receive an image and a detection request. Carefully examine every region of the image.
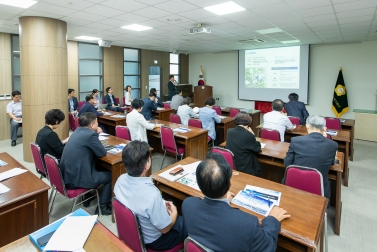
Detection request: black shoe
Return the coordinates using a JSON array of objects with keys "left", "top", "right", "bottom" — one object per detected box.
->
[
  {"left": 82, "top": 193, "right": 94, "bottom": 207},
  {"left": 11, "top": 140, "right": 16, "bottom": 147},
  {"left": 95, "top": 204, "right": 112, "bottom": 216}
]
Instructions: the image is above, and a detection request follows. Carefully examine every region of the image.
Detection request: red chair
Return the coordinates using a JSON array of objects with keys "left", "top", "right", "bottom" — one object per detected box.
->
[
  {"left": 229, "top": 108, "right": 240, "bottom": 117},
  {"left": 68, "top": 113, "right": 77, "bottom": 131},
  {"left": 285, "top": 165, "right": 328, "bottom": 252},
  {"left": 44, "top": 154, "right": 101, "bottom": 216},
  {"left": 78, "top": 101, "right": 85, "bottom": 110},
  {"left": 30, "top": 142, "right": 48, "bottom": 179},
  {"left": 74, "top": 116, "right": 80, "bottom": 129},
  {"left": 325, "top": 117, "right": 341, "bottom": 130},
  {"left": 212, "top": 147, "right": 235, "bottom": 170},
  {"left": 288, "top": 116, "right": 301, "bottom": 125},
  {"left": 326, "top": 134, "right": 332, "bottom": 140},
  {"left": 170, "top": 114, "right": 181, "bottom": 124},
  {"left": 212, "top": 106, "right": 222, "bottom": 116},
  {"left": 115, "top": 98, "right": 127, "bottom": 111},
  {"left": 188, "top": 119, "right": 213, "bottom": 146},
  {"left": 116, "top": 125, "right": 131, "bottom": 141},
  {"left": 164, "top": 103, "right": 171, "bottom": 109},
  {"left": 160, "top": 126, "right": 185, "bottom": 170},
  {"left": 184, "top": 237, "right": 212, "bottom": 252},
  {"left": 113, "top": 198, "right": 183, "bottom": 252},
  {"left": 260, "top": 128, "right": 280, "bottom": 141}
]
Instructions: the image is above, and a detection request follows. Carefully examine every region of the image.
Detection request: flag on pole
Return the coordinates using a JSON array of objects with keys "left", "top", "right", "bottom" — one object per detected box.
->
[{"left": 332, "top": 68, "right": 349, "bottom": 118}]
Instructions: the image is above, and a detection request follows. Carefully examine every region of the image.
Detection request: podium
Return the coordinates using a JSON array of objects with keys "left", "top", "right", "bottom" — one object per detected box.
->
[{"left": 194, "top": 85, "right": 213, "bottom": 107}]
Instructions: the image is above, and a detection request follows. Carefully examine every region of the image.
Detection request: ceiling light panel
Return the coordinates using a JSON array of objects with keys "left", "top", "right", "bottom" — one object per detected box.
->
[
  {"left": 75, "top": 36, "right": 101, "bottom": 40},
  {"left": 0, "top": 0, "right": 38, "bottom": 8},
  {"left": 122, "top": 24, "right": 153, "bottom": 31},
  {"left": 204, "top": 1, "right": 245, "bottom": 16}
]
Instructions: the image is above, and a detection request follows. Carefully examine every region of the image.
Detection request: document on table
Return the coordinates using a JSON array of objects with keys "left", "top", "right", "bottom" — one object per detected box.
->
[
  {"left": 326, "top": 130, "right": 338, "bottom": 136},
  {"left": 110, "top": 114, "right": 126, "bottom": 118},
  {"left": 173, "top": 127, "right": 191, "bottom": 133},
  {"left": 103, "top": 112, "right": 113, "bottom": 116},
  {"left": 176, "top": 161, "right": 202, "bottom": 191},
  {"left": 43, "top": 215, "right": 97, "bottom": 251},
  {"left": 0, "top": 168, "right": 28, "bottom": 181},
  {"left": 98, "top": 136, "right": 109, "bottom": 141},
  {"left": 219, "top": 116, "right": 226, "bottom": 119},
  {"left": 0, "top": 159, "right": 7, "bottom": 166},
  {"left": 157, "top": 107, "right": 165, "bottom": 110},
  {"left": 0, "top": 183, "right": 10, "bottom": 194},
  {"left": 99, "top": 133, "right": 110, "bottom": 136},
  {"left": 260, "top": 143, "right": 266, "bottom": 148}
]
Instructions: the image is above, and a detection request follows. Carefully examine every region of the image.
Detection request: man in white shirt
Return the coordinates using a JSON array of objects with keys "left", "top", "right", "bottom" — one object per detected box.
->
[
  {"left": 263, "top": 99, "right": 295, "bottom": 141},
  {"left": 6, "top": 91, "right": 22, "bottom": 146},
  {"left": 177, "top": 97, "right": 198, "bottom": 125},
  {"left": 170, "top": 90, "right": 183, "bottom": 111}
]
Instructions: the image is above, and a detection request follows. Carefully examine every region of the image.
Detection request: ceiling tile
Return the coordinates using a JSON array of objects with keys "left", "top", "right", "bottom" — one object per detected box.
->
[
  {"left": 285, "top": 0, "right": 330, "bottom": 10},
  {"left": 68, "top": 11, "right": 108, "bottom": 22},
  {"left": 112, "top": 12, "right": 149, "bottom": 22},
  {"left": 307, "top": 20, "right": 338, "bottom": 28},
  {"left": 334, "top": 0, "right": 377, "bottom": 12},
  {"left": 60, "top": 17, "right": 93, "bottom": 26},
  {"left": 17, "top": 9, "right": 65, "bottom": 19},
  {"left": 336, "top": 8, "right": 376, "bottom": 19},
  {"left": 234, "top": 0, "right": 284, "bottom": 9},
  {"left": 29, "top": 2, "right": 78, "bottom": 16},
  {"left": 0, "top": 5, "right": 26, "bottom": 15},
  {"left": 301, "top": 14, "right": 336, "bottom": 23},
  {"left": 0, "top": 12, "right": 17, "bottom": 20},
  {"left": 42, "top": 0, "right": 95, "bottom": 10},
  {"left": 338, "top": 16, "right": 374, "bottom": 25},
  {"left": 295, "top": 6, "right": 334, "bottom": 17},
  {"left": 132, "top": 6, "right": 171, "bottom": 18},
  {"left": 154, "top": 0, "right": 199, "bottom": 13},
  {"left": 83, "top": 4, "right": 125, "bottom": 17},
  {"left": 100, "top": 0, "right": 147, "bottom": 12}
]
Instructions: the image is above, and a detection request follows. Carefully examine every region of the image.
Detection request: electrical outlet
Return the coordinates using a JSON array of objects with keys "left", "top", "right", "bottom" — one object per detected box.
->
[
  {"left": 0, "top": 95, "right": 5, "bottom": 100},
  {"left": 5, "top": 94, "right": 11, "bottom": 100}
]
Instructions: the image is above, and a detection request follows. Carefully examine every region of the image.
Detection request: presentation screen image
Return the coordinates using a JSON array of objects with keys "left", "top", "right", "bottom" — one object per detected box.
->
[{"left": 239, "top": 45, "right": 309, "bottom": 103}]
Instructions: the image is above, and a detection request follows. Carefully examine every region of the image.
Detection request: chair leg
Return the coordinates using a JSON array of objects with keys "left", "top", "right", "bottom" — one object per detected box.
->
[
  {"left": 324, "top": 212, "right": 328, "bottom": 252},
  {"left": 49, "top": 190, "right": 57, "bottom": 216},
  {"left": 180, "top": 154, "right": 184, "bottom": 160},
  {"left": 94, "top": 189, "right": 102, "bottom": 217},
  {"left": 48, "top": 188, "right": 55, "bottom": 208},
  {"left": 160, "top": 150, "right": 166, "bottom": 170},
  {"left": 71, "top": 197, "right": 79, "bottom": 213},
  {"left": 175, "top": 154, "right": 178, "bottom": 162}
]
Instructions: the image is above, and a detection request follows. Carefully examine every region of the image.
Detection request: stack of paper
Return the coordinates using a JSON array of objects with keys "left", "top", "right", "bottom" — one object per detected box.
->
[
  {"left": 103, "top": 112, "right": 113, "bottom": 116},
  {"left": 219, "top": 116, "right": 226, "bottom": 119},
  {"left": 0, "top": 183, "right": 10, "bottom": 194},
  {"left": 110, "top": 114, "right": 126, "bottom": 118},
  {"left": 157, "top": 107, "right": 165, "bottom": 110},
  {"left": 260, "top": 143, "right": 266, "bottom": 148},
  {"left": 98, "top": 136, "right": 109, "bottom": 141},
  {"left": 0, "top": 160, "right": 7, "bottom": 167},
  {"left": 0, "top": 168, "right": 28, "bottom": 181},
  {"left": 326, "top": 130, "right": 338, "bottom": 136},
  {"left": 173, "top": 127, "right": 191, "bottom": 133}
]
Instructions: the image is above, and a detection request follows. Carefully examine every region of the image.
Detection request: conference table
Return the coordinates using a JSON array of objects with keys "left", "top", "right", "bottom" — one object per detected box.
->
[
  {"left": 147, "top": 120, "right": 209, "bottom": 160},
  {"left": 340, "top": 119, "right": 355, "bottom": 161},
  {"left": 221, "top": 107, "right": 260, "bottom": 133},
  {"left": 97, "top": 110, "right": 126, "bottom": 136},
  {"left": 0, "top": 218, "right": 132, "bottom": 251},
  {"left": 220, "top": 138, "right": 344, "bottom": 235},
  {"left": 0, "top": 153, "right": 50, "bottom": 247},
  {"left": 152, "top": 108, "right": 175, "bottom": 121},
  {"left": 153, "top": 157, "right": 328, "bottom": 252},
  {"left": 215, "top": 116, "right": 236, "bottom": 144}
]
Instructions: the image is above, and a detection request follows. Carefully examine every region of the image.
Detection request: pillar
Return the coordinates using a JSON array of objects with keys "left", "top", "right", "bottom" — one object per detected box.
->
[{"left": 19, "top": 17, "right": 68, "bottom": 162}]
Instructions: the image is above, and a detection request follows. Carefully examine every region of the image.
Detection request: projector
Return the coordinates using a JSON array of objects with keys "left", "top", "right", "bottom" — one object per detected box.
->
[
  {"left": 189, "top": 26, "right": 211, "bottom": 34},
  {"left": 98, "top": 40, "right": 112, "bottom": 47}
]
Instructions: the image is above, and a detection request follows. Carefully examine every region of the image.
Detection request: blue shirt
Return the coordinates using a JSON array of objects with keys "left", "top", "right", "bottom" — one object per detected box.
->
[
  {"left": 68, "top": 97, "right": 74, "bottom": 112},
  {"left": 199, "top": 106, "right": 221, "bottom": 140},
  {"left": 114, "top": 174, "right": 172, "bottom": 244}
]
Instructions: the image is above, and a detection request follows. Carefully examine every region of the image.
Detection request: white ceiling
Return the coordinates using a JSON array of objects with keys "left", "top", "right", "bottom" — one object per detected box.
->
[{"left": 0, "top": 0, "right": 376, "bottom": 53}]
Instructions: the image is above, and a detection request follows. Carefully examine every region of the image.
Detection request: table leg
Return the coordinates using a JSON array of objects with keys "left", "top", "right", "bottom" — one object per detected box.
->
[
  {"left": 343, "top": 142, "right": 349, "bottom": 187},
  {"left": 334, "top": 170, "right": 342, "bottom": 235},
  {"left": 350, "top": 127, "right": 354, "bottom": 161}
]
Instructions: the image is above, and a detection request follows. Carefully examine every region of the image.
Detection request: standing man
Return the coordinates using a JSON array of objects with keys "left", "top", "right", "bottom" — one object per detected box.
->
[
  {"left": 141, "top": 92, "right": 158, "bottom": 120},
  {"left": 60, "top": 112, "right": 112, "bottom": 215},
  {"left": 150, "top": 88, "right": 164, "bottom": 107},
  {"left": 167, "top": 75, "right": 178, "bottom": 101},
  {"left": 170, "top": 91, "right": 183, "bottom": 111},
  {"left": 6, "top": 90, "right": 22, "bottom": 146},
  {"left": 104, "top": 87, "right": 122, "bottom": 112},
  {"left": 68, "top": 88, "right": 78, "bottom": 115},
  {"left": 283, "top": 115, "right": 338, "bottom": 200},
  {"left": 284, "top": 93, "right": 309, "bottom": 125}
]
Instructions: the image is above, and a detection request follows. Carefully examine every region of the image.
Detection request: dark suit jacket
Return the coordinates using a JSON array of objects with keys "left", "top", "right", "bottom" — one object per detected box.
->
[
  {"left": 60, "top": 127, "right": 107, "bottom": 188},
  {"left": 283, "top": 132, "right": 338, "bottom": 199},
  {"left": 35, "top": 125, "right": 64, "bottom": 160},
  {"left": 284, "top": 101, "right": 309, "bottom": 125},
  {"left": 104, "top": 94, "right": 119, "bottom": 109},
  {"left": 226, "top": 126, "right": 262, "bottom": 176},
  {"left": 78, "top": 102, "right": 104, "bottom": 117},
  {"left": 156, "top": 96, "right": 164, "bottom": 107},
  {"left": 168, "top": 81, "right": 176, "bottom": 100},
  {"left": 68, "top": 97, "right": 78, "bottom": 112},
  {"left": 182, "top": 197, "right": 280, "bottom": 252},
  {"left": 140, "top": 97, "right": 157, "bottom": 120}
]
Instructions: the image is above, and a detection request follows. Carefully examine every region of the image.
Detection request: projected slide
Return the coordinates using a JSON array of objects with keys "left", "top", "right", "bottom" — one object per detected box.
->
[{"left": 245, "top": 47, "right": 300, "bottom": 89}]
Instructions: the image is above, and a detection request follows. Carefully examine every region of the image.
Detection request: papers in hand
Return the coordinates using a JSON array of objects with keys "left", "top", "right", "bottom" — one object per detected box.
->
[
  {"left": 157, "top": 107, "right": 165, "bottom": 110},
  {"left": 13, "top": 118, "right": 22, "bottom": 123},
  {"left": 260, "top": 143, "right": 266, "bottom": 148},
  {"left": 0, "top": 183, "right": 10, "bottom": 194},
  {"left": 219, "top": 116, "right": 226, "bottom": 119},
  {"left": 107, "top": 144, "right": 126, "bottom": 154},
  {"left": 173, "top": 127, "right": 191, "bottom": 133},
  {"left": 231, "top": 185, "right": 281, "bottom": 216},
  {"left": 98, "top": 136, "right": 109, "bottom": 141},
  {"left": 326, "top": 130, "right": 338, "bottom": 136},
  {"left": 0, "top": 160, "right": 7, "bottom": 166},
  {"left": 99, "top": 133, "right": 110, "bottom": 136},
  {"left": 0, "top": 168, "right": 27, "bottom": 181},
  {"left": 44, "top": 215, "right": 97, "bottom": 251}
]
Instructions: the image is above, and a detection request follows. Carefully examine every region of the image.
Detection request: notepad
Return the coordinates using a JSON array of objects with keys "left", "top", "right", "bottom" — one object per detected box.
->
[
  {"left": 0, "top": 168, "right": 28, "bottom": 181},
  {"left": 0, "top": 160, "right": 7, "bottom": 167},
  {"left": 173, "top": 127, "right": 191, "bottom": 133},
  {"left": 326, "top": 130, "right": 338, "bottom": 136}
]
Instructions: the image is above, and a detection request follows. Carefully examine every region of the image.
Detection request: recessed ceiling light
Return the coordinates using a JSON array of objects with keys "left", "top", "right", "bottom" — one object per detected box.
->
[
  {"left": 0, "top": 0, "right": 38, "bottom": 8},
  {"left": 167, "top": 18, "right": 181, "bottom": 22},
  {"left": 256, "top": 28, "right": 283, "bottom": 34},
  {"left": 281, "top": 40, "right": 300, "bottom": 44},
  {"left": 204, "top": 1, "right": 245, "bottom": 16},
  {"left": 75, "top": 36, "right": 101, "bottom": 41},
  {"left": 121, "top": 24, "right": 152, "bottom": 31}
]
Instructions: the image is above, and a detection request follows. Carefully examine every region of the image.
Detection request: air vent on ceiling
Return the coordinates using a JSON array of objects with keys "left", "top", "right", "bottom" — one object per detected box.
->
[{"left": 237, "top": 38, "right": 266, "bottom": 44}]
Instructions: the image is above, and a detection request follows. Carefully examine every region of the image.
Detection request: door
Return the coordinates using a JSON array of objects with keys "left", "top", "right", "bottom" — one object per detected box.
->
[{"left": 149, "top": 66, "right": 161, "bottom": 97}]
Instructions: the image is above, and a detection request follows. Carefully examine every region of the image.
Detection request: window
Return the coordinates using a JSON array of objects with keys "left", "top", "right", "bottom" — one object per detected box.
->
[
  {"left": 78, "top": 43, "right": 103, "bottom": 101},
  {"left": 170, "top": 53, "right": 180, "bottom": 83},
  {"left": 124, "top": 48, "right": 140, "bottom": 99},
  {"left": 11, "top": 35, "right": 21, "bottom": 92}
]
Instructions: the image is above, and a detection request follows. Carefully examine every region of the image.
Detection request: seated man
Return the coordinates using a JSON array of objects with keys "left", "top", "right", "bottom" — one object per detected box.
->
[
  {"left": 182, "top": 153, "right": 290, "bottom": 252},
  {"left": 263, "top": 99, "right": 295, "bottom": 141},
  {"left": 141, "top": 92, "right": 158, "bottom": 120},
  {"left": 284, "top": 93, "right": 309, "bottom": 125},
  {"left": 78, "top": 94, "right": 106, "bottom": 133},
  {"left": 68, "top": 88, "right": 78, "bottom": 115},
  {"left": 6, "top": 90, "right": 22, "bottom": 146},
  {"left": 177, "top": 97, "right": 198, "bottom": 125},
  {"left": 60, "top": 112, "right": 112, "bottom": 215},
  {"left": 150, "top": 88, "right": 164, "bottom": 107},
  {"left": 104, "top": 87, "right": 122, "bottom": 112},
  {"left": 114, "top": 141, "right": 187, "bottom": 250},
  {"left": 283, "top": 115, "right": 338, "bottom": 200},
  {"left": 170, "top": 90, "right": 183, "bottom": 111},
  {"left": 199, "top": 97, "right": 221, "bottom": 145}
]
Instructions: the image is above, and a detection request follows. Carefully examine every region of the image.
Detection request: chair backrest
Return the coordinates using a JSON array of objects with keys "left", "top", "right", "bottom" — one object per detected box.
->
[
  {"left": 68, "top": 113, "right": 77, "bottom": 131},
  {"left": 185, "top": 237, "right": 213, "bottom": 252},
  {"left": 116, "top": 125, "right": 131, "bottom": 141},
  {"left": 113, "top": 198, "right": 145, "bottom": 252},
  {"left": 115, "top": 97, "right": 120, "bottom": 104},
  {"left": 229, "top": 108, "right": 240, "bottom": 117},
  {"left": 212, "top": 106, "right": 222, "bottom": 116},
  {"left": 44, "top": 154, "right": 67, "bottom": 197},
  {"left": 123, "top": 96, "right": 126, "bottom": 106},
  {"left": 211, "top": 147, "right": 235, "bottom": 170},
  {"left": 30, "top": 142, "right": 47, "bottom": 177},
  {"left": 326, "top": 134, "right": 332, "bottom": 140},
  {"left": 285, "top": 165, "right": 324, "bottom": 196},
  {"left": 288, "top": 116, "right": 301, "bottom": 125},
  {"left": 78, "top": 101, "right": 85, "bottom": 110},
  {"left": 170, "top": 113, "right": 181, "bottom": 124},
  {"left": 188, "top": 119, "right": 202, "bottom": 129},
  {"left": 74, "top": 117, "right": 80, "bottom": 128},
  {"left": 160, "top": 126, "right": 178, "bottom": 154},
  {"left": 325, "top": 117, "right": 341, "bottom": 130},
  {"left": 260, "top": 128, "right": 280, "bottom": 141},
  {"left": 164, "top": 103, "right": 171, "bottom": 109}
]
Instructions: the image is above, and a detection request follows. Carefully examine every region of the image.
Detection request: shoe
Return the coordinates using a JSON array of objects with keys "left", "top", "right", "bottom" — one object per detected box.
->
[
  {"left": 11, "top": 141, "right": 16, "bottom": 147},
  {"left": 82, "top": 193, "right": 94, "bottom": 207},
  {"left": 95, "top": 204, "right": 112, "bottom": 216}
]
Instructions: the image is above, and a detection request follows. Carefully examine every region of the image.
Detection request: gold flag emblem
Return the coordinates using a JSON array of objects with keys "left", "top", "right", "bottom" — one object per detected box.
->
[{"left": 334, "top": 84, "right": 346, "bottom": 96}]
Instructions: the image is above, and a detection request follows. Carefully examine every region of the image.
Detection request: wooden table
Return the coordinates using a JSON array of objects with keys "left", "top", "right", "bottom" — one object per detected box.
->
[
  {"left": 221, "top": 107, "right": 260, "bottom": 133},
  {"left": 340, "top": 119, "right": 355, "bottom": 161},
  {"left": 215, "top": 116, "right": 236, "bottom": 144},
  {"left": 0, "top": 219, "right": 132, "bottom": 251},
  {"left": 153, "top": 157, "right": 327, "bottom": 252},
  {"left": 147, "top": 120, "right": 208, "bottom": 160},
  {"left": 0, "top": 153, "right": 50, "bottom": 247},
  {"left": 152, "top": 108, "right": 174, "bottom": 121},
  {"left": 97, "top": 111, "right": 126, "bottom": 136},
  {"left": 220, "top": 139, "right": 343, "bottom": 235}
]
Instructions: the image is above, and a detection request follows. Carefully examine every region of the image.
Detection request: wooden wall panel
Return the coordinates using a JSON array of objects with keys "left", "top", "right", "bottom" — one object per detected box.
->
[
  {"left": 180, "top": 54, "right": 189, "bottom": 84},
  {"left": 0, "top": 33, "right": 12, "bottom": 140},
  {"left": 67, "top": 41, "right": 78, "bottom": 93},
  {"left": 103, "top": 46, "right": 123, "bottom": 102}
]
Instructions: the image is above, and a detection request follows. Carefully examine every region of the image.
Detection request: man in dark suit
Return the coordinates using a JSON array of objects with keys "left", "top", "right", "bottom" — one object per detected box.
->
[
  {"left": 78, "top": 94, "right": 106, "bottom": 133},
  {"left": 283, "top": 115, "right": 338, "bottom": 200},
  {"left": 68, "top": 88, "right": 78, "bottom": 115},
  {"left": 104, "top": 87, "right": 122, "bottom": 112},
  {"left": 150, "top": 88, "right": 164, "bottom": 107},
  {"left": 167, "top": 75, "right": 177, "bottom": 101},
  {"left": 141, "top": 92, "right": 158, "bottom": 120},
  {"left": 182, "top": 153, "right": 290, "bottom": 252},
  {"left": 284, "top": 93, "right": 309, "bottom": 125},
  {"left": 60, "top": 112, "right": 112, "bottom": 215}
]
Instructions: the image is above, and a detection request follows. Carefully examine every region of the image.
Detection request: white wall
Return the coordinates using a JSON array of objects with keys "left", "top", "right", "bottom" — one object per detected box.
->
[{"left": 189, "top": 41, "right": 377, "bottom": 119}]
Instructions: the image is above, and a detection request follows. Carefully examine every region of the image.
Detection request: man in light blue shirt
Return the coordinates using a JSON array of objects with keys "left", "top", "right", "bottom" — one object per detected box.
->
[
  {"left": 199, "top": 97, "right": 221, "bottom": 145},
  {"left": 114, "top": 141, "right": 187, "bottom": 250},
  {"left": 6, "top": 90, "right": 22, "bottom": 146}
]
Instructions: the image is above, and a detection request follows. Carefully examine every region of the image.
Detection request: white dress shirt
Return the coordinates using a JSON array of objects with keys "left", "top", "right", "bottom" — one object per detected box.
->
[
  {"left": 126, "top": 109, "right": 155, "bottom": 142},
  {"left": 263, "top": 110, "right": 293, "bottom": 141},
  {"left": 177, "top": 104, "right": 199, "bottom": 125}
]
